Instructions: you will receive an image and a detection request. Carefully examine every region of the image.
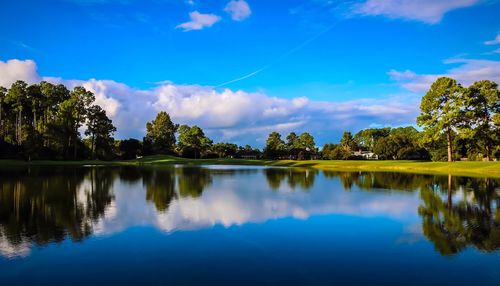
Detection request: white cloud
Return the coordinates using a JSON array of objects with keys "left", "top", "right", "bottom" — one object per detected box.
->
[
  {"left": 389, "top": 58, "right": 500, "bottom": 92},
  {"left": 353, "top": 0, "right": 480, "bottom": 24},
  {"left": 0, "top": 59, "right": 418, "bottom": 144},
  {"left": 224, "top": 0, "right": 252, "bottom": 21},
  {"left": 484, "top": 33, "right": 500, "bottom": 45},
  {"left": 0, "top": 59, "right": 41, "bottom": 87},
  {"left": 176, "top": 11, "right": 221, "bottom": 31}
]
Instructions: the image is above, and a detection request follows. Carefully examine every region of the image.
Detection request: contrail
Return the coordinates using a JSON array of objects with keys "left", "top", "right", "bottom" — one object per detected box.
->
[
  {"left": 215, "top": 66, "right": 270, "bottom": 88},
  {"left": 215, "top": 20, "right": 341, "bottom": 88}
]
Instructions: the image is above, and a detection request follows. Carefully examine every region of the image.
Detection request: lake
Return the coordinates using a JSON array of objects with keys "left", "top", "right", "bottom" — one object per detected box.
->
[{"left": 0, "top": 165, "right": 499, "bottom": 285}]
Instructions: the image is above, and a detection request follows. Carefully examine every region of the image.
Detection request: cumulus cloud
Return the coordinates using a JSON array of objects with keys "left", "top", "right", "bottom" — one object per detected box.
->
[
  {"left": 484, "top": 33, "right": 500, "bottom": 45},
  {"left": 389, "top": 58, "right": 500, "bottom": 92},
  {"left": 224, "top": 0, "right": 252, "bottom": 21},
  {"left": 176, "top": 11, "right": 221, "bottom": 31},
  {"left": 0, "top": 59, "right": 418, "bottom": 145},
  {"left": 353, "top": 0, "right": 480, "bottom": 24},
  {"left": 0, "top": 59, "right": 41, "bottom": 87}
]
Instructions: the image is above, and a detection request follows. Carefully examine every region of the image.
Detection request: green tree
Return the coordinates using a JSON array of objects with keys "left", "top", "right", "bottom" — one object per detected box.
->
[
  {"left": 5, "top": 80, "right": 29, "bottom": 145},
  {"left": 0, "top": 86, "right": 7, "bottom": 139},
  {"left": 321, "top": 143, "right": 337, "bottom": 159},
  {"left": 372, "top": 127, "right": 428, "bottom": 160},
  {"left": 56, "top": 86, "right": 95, "bottom": 159},
  {"left": 298, "top": 132, "right": 316, "bottom": 151},
  {"left": 85, "top": 105, "right": 116, "bottom": 159},
  {"left": 340, "top": 131, "right": 357, "bottom": 150},
  {"left": 177, "top": 125, "right": 213, "bottom": 159},
  {"left": 213, "top": 142, "right": 238, "bottom": 158},
  {"left": 286, "top": 132, "right": 300, "bottom": 150},
  {"left": 417, "top": 77, "right": 464, "bottom": 162},
  {"left": 145, "top": 111, "right": 178, "bottom": 154},
  {"left": 264, "top": 131, "right": 286, "bottom": 159},
  {"left": 462, "top": 80, "right": 499, "bottom": 160},
  {"left": 354, "top": 127, "right": 391, "bottom": 151}
]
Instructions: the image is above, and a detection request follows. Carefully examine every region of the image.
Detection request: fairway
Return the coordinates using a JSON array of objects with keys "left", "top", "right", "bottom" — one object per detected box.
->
[{"left": 2, "top": 156, "right": 499, "bottom": 178}]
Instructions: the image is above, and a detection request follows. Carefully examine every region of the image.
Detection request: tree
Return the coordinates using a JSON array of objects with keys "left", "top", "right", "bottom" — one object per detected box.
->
[
  {"left": 213, "top": 142, "right": 238, "bottom": 158},
  {"left": 177, "top": 125, "right": 213, "bottom": 159},
  {"left": 298, "top": 132, "right": 316, "bottom": 151},
  {"left": 264, "top": 132, "right": 286, "bottom": 159},
  {"left": 26, "top": 83, "right": 43, "bottom": 132},
  {"left": 354, "top": 127, "right": 391, "bottom": 151},
  {"left": 372, "top": 127, "right": 429, "bottom": 160},
  {"left": 118, "top": 138, "right": 143, "bottom": 159},
  {"left": 340, "top": 131, "right": 358, "bottom": 153},
  {"left": 5, "top": 80, "right": 29, "bottom": 145},
  {"left": 145, "top": 111, "right": 178, "bottom": 154},
  {"left": 417, "top": 77, "right": 464, "bottom": 162},
  {"left": 286, "top": 132, "right": 299, "bottom": 150},
  {"left": 85, "top": 105, "right": 116, "bottom": 159},
  {"left": 462, "top": 80, "right": 499, "bottom": 160},
  {"left": 0, "top": 86, "right": 6, "bottom": 139},
  {"left": 56, "top": 86, "right": 95, "bottom": 159}
]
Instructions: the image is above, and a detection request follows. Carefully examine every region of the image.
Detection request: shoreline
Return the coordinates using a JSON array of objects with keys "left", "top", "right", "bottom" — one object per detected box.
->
[{"left": 1, "top": 155, "right": 499, "bottom": 178}]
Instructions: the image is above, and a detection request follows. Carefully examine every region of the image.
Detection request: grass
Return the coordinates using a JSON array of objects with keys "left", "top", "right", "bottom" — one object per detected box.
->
[{"left": 1, "top": 155, "right": 499, "bottom": 178}]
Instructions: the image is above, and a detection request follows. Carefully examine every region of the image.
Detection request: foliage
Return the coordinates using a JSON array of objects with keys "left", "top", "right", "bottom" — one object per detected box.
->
[
  {"left": 145, "top": 111, "right": 178, "bottom": 154},
  {"left": 417, "top": 77, "right": 464, "bottom": 162},
  {"left": 177, "top": 124, "right": 213, "bottom": 159},
  {"left": 461, "top": 80, "right": 500, "bottom": 160},
  {"left": 85, "top": 105, "right": 116, "bottom": 160},
  {"left": 372, "top": 127, "right": 429, "bottom": 160},
  {"left": 212, "top": 142, "right": 238, "bottom": 158},
  {"left": 0, "top": 80, "right": 115, "bottom": 160},
  {"left": 117, "top": 138, "right": 143, "bottom": 160},
  {"left": 353, "top": 127, "right": 391, "bottom": 150},
  {"left": 264, "top": 132, "right": 286, "bottom": 159}
]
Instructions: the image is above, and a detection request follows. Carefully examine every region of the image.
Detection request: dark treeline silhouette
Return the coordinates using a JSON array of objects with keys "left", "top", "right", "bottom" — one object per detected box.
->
[{"left": 1, "top": 77, "right": 498, "bottom": 161}]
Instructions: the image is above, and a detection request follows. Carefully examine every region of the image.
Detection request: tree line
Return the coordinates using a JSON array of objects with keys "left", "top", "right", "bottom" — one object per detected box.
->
[
  {"left": 0, "top": 81, "right": 115, "bottom": 160},
  {"left": 0, "top": 77, "right": 498, "bottom": 161}
]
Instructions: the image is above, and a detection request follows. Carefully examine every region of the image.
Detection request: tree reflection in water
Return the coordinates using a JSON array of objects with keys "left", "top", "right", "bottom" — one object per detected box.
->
[
  {"left": 0, "top": 166, "right": 498, "bottom": 258},
  {"left": 0, "top": 167, "right": 114, "bottom": 257},
  {"left": 264, "top": 168, "right": 318, "bottom": 191},
  {"left": 142, "top": 168, "right": 177, "bottom": 212},
  {"left": 323, "top": 170, "right": 500, "bottom": 255}
]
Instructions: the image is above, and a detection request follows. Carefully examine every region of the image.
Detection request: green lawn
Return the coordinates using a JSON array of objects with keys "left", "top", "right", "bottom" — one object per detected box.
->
[{"left": 1, "top": 155, "right": 499, "bottom": 178}]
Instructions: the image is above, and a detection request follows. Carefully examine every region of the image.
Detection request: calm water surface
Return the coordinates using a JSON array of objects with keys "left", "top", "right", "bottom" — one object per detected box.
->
[{"left": 0, "top": 165, "right": 499, "bottom": 285}]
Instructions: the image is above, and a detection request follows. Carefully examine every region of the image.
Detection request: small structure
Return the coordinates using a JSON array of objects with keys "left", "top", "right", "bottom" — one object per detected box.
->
[
  {"left": 352, "top": 150, "right": 378, "bottom": 160},
  {"left": 237, "top": 150, "right": 260, "bottom": 159}
]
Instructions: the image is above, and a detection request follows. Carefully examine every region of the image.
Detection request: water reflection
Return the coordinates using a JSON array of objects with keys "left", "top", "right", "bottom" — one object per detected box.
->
[
  {"left": 265, "top": 168, "right": 318, "bottom": 190},
  {"left": 418, "top": 175, "right": 500, "bottom": 255},
  {"left": 324, "top": 171, "right": 500, "bottom": 255},
  {"left": 0, "top": 167, "right": 114, "bottom": 258},
  {"left": 0, "top": 166, "right": 499, "bottom": 259}
]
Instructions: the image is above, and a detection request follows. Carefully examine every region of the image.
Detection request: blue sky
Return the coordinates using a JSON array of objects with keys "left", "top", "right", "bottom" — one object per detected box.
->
[{"left": 1, "top": 0, "right": 499, "bottom": 146}]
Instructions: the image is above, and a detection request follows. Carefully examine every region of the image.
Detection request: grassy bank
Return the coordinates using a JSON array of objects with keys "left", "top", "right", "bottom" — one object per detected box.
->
[{"left": 1, "top": 155, "right": 499, "bottom": 178}]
